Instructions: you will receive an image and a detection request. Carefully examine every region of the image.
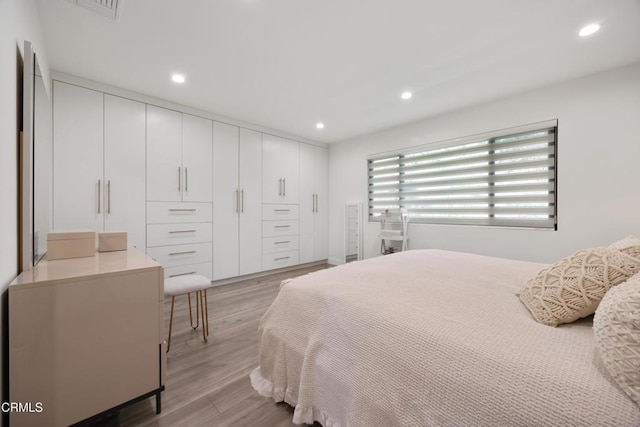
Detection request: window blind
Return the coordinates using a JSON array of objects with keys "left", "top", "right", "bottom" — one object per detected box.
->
[{"left": 368, "top": 121, "right": 557, "bottom": 229}]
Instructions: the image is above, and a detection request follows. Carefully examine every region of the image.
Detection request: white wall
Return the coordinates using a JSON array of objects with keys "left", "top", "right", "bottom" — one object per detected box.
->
[
  {"left": 0, "top": 0, "right": 48, "bottom": 415},
  {"left": 329, "top": 62, "right": 640, "bottom": 264}
]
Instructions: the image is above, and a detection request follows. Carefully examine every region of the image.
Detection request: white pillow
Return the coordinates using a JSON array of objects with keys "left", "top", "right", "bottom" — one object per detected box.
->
[{"left": 593, "top": 274, "right": 640, "bottom": 406}]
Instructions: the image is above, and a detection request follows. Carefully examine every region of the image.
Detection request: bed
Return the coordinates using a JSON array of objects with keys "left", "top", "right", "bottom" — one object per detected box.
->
[{"left": 250, "top": 249, "right": 640, "bottom": 426}]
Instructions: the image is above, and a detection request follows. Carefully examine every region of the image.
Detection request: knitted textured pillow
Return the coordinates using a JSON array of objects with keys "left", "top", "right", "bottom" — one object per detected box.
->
[
  {"left": 518, "top": 247, "right": 640, "bottom": 327},
  {"left": 593, "top": 274, "right": 640, "bottom": 406},
  {"left": 609, "top": 235, "right": 640, "bottom": 260}
]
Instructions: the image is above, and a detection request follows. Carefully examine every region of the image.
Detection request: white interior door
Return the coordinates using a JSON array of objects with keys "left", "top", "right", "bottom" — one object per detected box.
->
[
  {"left": 146, "top": 105, "right": 182, "bottom": 202},
  {"left": 280, "top": 138, "right": 299, "bottom": 204},
  {"left": 182, "top": 114, "right": 213, "bottom": 202},
  {"left": 52, "top": 81, "right": 103, "bottom": 233},
  {"left": 239, "top": 128, "right": 263, "bottom": 276},
  {"left": 298, "top": 143, "right": 315, "bottom": 264},
  {"left": 212, "top": 121, "right": 239, "bottom": 280},
  {"left": 262, "top": 134, "right": 282, "bottom": 204},
  {"left": 104, "top": 95, "right": 146, "bottom": 250},
  {"left": 313, "top": 146, "right": 329, "bottom": 260}
]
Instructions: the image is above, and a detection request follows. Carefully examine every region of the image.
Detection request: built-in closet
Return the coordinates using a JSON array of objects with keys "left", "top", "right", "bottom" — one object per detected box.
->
[
  {"left": 53, "top": 81, "right": 146, "bottom": 250},
  {"left": 51, "top": 77, "right": 328, "bottom": 282},
  {"left": 145, "top": 105, "right": 214, "bottom": 279}
]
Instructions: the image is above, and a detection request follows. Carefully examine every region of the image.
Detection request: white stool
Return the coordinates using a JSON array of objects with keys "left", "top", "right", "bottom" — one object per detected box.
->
[{"left": 164, "top": 274, "right": 211, "bottom": 352}]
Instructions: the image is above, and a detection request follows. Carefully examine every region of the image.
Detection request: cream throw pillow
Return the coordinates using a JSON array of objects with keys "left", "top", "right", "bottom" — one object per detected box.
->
[
  {"left": 594, "top": 274, "right": 640, "bottom": 406},
  {"left": 609, "top": 235, "right": 640, "bottom": 260},
  {"left": 518, "top": 247, "right": 640, "bottom": 327}
]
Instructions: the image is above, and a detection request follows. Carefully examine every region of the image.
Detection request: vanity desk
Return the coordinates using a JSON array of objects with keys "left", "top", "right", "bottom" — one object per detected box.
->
[{"left": 9, "top": 247, "right": 165, "bottom": 426}]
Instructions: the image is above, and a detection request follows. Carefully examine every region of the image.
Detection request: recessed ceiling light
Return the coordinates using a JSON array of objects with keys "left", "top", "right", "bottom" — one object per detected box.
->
[
  {"left": 401, "top": 91, "right": 413, "bottom": 100},
  {"left": 316, "top": 122, "right": 325, "bottom": 130},
  {"left": 579, "top": 23, "right": 600, "bottom": 37},
  {"left": 171, "top": 73, "right": 186, "bottom": 84}
]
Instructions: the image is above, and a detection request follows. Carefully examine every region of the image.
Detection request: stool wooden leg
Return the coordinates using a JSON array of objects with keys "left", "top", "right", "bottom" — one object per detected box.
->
[
  {"left": 167, "top": 296, "right": 176, "bottom": 353},
  {"left": 187, "top": 293, "right": 199, "bottom": 329},
  {"left": 204, "top": 289, "right": 209, "bottom": 338},
  {"left": 199, "top": 290, "right": 208, "bottom": 342}
]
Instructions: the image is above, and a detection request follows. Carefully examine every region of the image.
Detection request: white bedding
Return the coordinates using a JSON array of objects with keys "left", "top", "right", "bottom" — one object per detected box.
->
[{"left": 251, "top": 250, "right": 640, "bottom": 426}]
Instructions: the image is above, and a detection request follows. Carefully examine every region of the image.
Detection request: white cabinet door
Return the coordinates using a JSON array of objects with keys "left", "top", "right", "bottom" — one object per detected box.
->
[
  {"left": 182, "top": 114, "right": 213, "bottom": 202},
  {"left": 212, "top": 121, "right": 239, "bottom": 280},
  {"left": 298, "top": 144, "right": 315, "bottom": 263},
  {"left": 147, "top": 105, "right": 182, "bottom": 202},
  {"left": 280, "top": 138, "right": 299, "bottom": 204},
  {"left": 299, "top": 144, "right": 329, "bottom": 263},
  {"left": 238, "top": 128, "right": 262, "bottom": 276},
  {"left": 262, "top": 134, "right": 282, "bottom": 204},
  {"left": 313, "top": 146, "right": 329, "bottom": 260},
  {"left": 53, "top": 81, "right": 103, "bottom": 233},
  {"left": 262, "top": 135, "right": 299, "bottom": 204},
  {"left": 104, "top": 95, "right": 146, "bottom": 250}
]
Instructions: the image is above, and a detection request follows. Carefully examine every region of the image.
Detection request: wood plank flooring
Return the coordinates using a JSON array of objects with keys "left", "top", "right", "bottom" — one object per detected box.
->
[{"left": 117, "top": 264, "right": 329, "bottom": 427}]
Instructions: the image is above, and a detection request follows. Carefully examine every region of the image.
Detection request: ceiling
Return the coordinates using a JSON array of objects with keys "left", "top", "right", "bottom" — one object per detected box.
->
[{"left": 36, "top": 0, "right": 640, "bottom": 143}]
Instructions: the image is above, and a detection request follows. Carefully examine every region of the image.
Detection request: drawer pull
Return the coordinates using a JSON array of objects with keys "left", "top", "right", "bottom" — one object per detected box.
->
[
  {"left": 169, "top": 229, "right": 196, "bottom": 234},
  {"left": 275, "top": 256, "right": 290, "bottom": 261},
  {"left": 274, "top": 209, "right": 291, "bottom": 212},
  {"left": 274, "top": 225, "right": 290, "bottom": 228},
  {"left": 168, "top": 208, "right": 196, "bottom": 212},
  {"left": 274, "top": 241, "right": 290, "bottom": 244},
  {"left": 169, "top": 250, "right": 197, "bottom": 256},
  {"left": 169, "top": 271, "right": 196, "bottom": 278}
]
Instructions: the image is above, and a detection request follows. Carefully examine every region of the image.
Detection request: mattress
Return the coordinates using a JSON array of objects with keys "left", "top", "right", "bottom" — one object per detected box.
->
[{"left": 251, "top": 249, "right": 640, "bottom": 426}]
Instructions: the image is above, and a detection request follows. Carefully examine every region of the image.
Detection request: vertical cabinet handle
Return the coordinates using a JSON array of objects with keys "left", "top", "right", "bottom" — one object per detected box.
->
[
  {"left": 283, "top": 178, "right": 286, "bottom": 197},
  {"left": 185, "top": 167, "right": 188, "bottom": 193},
  {"left": 178, "top": 166, "right": 181, "bottom": 192},
  {"left": 97, "top": 179, "right": 101, "bottom": 214},
  {"left": 235, "top": 189, "right": 239, "bottom": 213},
  {"left": 278, "top": 178, "right": 282, "bottom": 196},
  {"left": 107, "top": 180, "right": 111, "bottom": 214},
  {"left": 240, "top": 189, "right": 244, "bottom": 213},
  {"left": 316, "top": 193, "right": 319, "bottom": 213}
]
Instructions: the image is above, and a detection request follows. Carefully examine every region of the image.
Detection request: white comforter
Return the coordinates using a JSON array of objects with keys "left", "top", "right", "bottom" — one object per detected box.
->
[{"left": 251, "top": 250, "right": 640, "bottom": 426}]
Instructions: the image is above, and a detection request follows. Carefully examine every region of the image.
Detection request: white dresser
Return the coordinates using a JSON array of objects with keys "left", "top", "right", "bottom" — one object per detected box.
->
[
  {"left": 261, "top": 204, "right": 300, "bottom": 270},
  {"left": 146, "top": 202, "right": 213, "bottom": 279}
]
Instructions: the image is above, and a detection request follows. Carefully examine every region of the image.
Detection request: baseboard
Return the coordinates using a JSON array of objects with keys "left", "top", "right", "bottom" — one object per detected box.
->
[
  {"left": 211, "top": 260, "right": 328, "bottom": 287},
  {"left": 327, "top": 258, "right": 344, "bottom": 266}
]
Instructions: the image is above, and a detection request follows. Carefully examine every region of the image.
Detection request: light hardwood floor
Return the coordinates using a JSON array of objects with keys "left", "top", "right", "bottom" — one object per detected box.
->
[{"left": 116, "top": 264, "right": 329, "bottom": 427}]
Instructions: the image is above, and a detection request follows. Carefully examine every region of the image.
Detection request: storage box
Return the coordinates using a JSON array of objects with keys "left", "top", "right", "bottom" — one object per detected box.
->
[
  {"left": 98, "top": 232, "right": 127, "bottom": 252},
  {"left": 47, "top": 232, "right": 96, "bottom": 260}
]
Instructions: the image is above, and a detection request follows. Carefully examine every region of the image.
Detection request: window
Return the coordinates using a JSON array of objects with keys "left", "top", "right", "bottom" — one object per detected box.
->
[{"left": 368, "top": 120, "right": 557, "bottom": 229}]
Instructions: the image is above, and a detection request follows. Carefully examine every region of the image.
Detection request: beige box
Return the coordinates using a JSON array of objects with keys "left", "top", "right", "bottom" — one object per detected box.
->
[
  {"left": 47, "top": 231, "right": 95, "bottom": 260},
  {"left": 98, "top": 232, "right": 128, "bottom": 252}
]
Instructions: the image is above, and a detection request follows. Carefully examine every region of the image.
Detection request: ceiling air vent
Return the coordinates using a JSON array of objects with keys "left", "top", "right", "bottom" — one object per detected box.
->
[{"left": 74, "top": 0, "right": 120, "bottom": 20}]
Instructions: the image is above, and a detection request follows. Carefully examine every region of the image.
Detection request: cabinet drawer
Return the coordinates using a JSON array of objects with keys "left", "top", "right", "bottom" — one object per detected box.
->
[
  {"left": 262, "top": 236, "right": 299, "bottom": 254},
  {"left": 147, "top": 223, "right": 212, "bottom": 247},
  {"left": 262, "top": 220, "right": 299, "bottom": 237},
  {"left": 262, "top": 204, "right": 299, "bottom": 220},
  {"left": 164, "top": 262, "right": 213, "bottom": 280},
  {"left": 262, "top": 250, "right": 299, "bottom": 271},
  {"left": 146, "top": 243, "right": 212, "bottom": 268},
  {"left": 147, "top": 202, "right": 213, "bottom": 224}
]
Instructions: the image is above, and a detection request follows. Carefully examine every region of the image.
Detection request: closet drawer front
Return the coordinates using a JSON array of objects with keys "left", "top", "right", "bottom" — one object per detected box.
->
[
  {"left": 147, "top": 202, "right": 213, "bottom": 224},
  {"left": 262, "top": 204, "right": 299, "bottom": 221},
  {"left": 164, "top": 262, "right": 213, "bottom": 280},
  {"left": 262, "top": 220, "right": 299, "bottom": 237},
  {"left": 262, "top": 250, "right": 299, "bottom": 271},
  {"left": 147, "top": 223, "right": 212, "bottom": 247},
  {"left": 146, "top": 243, "right": 212, "bottom": 268},
  {"left": 262, "top": 236, "right": 299, "bottom": 254}
]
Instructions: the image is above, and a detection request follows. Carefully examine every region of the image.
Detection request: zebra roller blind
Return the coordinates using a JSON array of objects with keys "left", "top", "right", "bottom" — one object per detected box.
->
[{"left": 368, "top": 120, "right": 557, "bottom": 229}]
